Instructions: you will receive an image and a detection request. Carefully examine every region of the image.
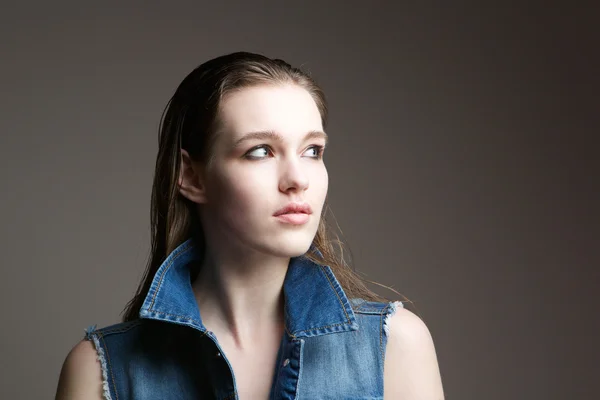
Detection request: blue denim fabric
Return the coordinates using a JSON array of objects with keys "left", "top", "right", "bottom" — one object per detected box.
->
[{"left": 84, "top": 238, "right": 402, "bottom": 399}]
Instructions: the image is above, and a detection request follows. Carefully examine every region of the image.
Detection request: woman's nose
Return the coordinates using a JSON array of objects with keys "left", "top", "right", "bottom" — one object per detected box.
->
[{"left": 278, "top": 158, "right": 309, "bottom": 193}]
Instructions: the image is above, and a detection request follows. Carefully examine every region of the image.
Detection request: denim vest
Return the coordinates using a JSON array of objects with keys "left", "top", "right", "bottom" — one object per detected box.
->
[{"left": 84, "top": 239, "right": 402, "bottom": 399}]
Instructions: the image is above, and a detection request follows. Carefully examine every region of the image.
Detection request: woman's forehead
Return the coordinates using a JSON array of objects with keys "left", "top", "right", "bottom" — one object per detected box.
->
[{"left": 217, "top": 84, "right": 323, "bottom": 143}]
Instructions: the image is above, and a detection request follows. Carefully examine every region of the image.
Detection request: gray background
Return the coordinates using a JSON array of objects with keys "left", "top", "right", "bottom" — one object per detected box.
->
[{"left": 0, "top": 1, "right": 597, "bottom": 399}]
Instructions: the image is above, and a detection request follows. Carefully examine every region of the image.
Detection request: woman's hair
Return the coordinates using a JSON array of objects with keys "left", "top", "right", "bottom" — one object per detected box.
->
[{"left": 122, "top": 51, "right": 400, "bottom": 322}]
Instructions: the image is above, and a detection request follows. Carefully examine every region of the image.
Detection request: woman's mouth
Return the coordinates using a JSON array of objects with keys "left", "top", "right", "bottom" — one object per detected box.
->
[
  {"left": 275, "top": 213, "right": 310, "bottom": 225},
  {"left": 273, "top": 202, "right": 312, "bottom": 225}
]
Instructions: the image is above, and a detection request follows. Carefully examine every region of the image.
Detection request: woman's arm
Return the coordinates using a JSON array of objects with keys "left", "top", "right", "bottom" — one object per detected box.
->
[
  {"left": 384, "top": 307, "right": 445, "bottom": 399},
  {"left": 55, "top": 340, "right": 104, "bottom": 400}
]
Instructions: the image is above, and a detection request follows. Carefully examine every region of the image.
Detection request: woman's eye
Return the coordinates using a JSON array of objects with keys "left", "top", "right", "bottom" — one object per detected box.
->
[
  {"left": 304, "top": 145, "right": 324, "bottom": 159},
  {"left": 245, "top": 145, "right": 271, "bottom": 159},
  {"left": 244, "top": 144, "right": 324, "bottom": 160}
]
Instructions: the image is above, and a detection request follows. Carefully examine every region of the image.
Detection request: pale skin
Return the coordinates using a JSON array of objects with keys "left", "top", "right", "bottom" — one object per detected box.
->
[{"left": 55, "top": 84, "right": 444, "bottom": 399}]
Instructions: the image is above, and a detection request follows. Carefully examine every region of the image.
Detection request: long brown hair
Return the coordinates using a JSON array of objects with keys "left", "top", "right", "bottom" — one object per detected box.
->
[{"left": 122, "top": 52, "right": 403, "bottom": 322}]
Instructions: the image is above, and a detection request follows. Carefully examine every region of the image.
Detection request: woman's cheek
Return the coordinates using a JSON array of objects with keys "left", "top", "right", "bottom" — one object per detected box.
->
[
  {"left": 222, "top": 170, "right": 267, "bottom": 214},
  {"left": 312, "top": 166, "right": 328, "bottom": 199}
]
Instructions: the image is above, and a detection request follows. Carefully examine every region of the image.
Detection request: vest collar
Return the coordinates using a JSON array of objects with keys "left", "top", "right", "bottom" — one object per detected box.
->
[{"left": 139, "top": 238, "right": 358, "bottom": 338}]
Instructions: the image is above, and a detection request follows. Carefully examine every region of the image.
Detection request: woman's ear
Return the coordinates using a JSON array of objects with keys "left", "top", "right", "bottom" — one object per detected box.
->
[{"left": 178, "top": 149, "right": 207, "bottom": 204}]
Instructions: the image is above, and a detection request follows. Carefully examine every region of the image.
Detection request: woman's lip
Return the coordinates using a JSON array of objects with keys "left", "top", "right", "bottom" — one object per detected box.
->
[
  {"left": 275, "top": 213, "right": 310, "bottom": 225},
  {"left": 274, "top": 202, "right": 312, "bottom": 216}
]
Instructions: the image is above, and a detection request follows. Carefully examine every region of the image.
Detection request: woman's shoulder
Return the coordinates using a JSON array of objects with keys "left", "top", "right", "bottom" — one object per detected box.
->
[
  {"left": 55, "top": 337, "right": 104, "bottom": 399},
  {"left": 382, "top": 304, "right": 445, "bottom": 398},
  {"left": 55, "top": 319, "right": 148, "bottom": 399}
]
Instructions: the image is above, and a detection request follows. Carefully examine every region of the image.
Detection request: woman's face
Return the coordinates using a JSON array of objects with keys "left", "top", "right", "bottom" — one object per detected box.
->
[{"left": 199, "top": 84, "right": 329, "bottom": 258}]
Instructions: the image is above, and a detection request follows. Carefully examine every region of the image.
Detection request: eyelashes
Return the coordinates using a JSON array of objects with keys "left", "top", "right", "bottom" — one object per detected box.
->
[
  {"left": 303, "top": 145, "right": 325, "bottom": 159},
  {"left": 244, "top": 144, "right": 325, "bottom": 160}
]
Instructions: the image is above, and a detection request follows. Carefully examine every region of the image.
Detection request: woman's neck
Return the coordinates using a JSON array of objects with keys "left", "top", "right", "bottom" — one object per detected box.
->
[{"left": 191, "top": 247, "right": 288, "bottom": 350}]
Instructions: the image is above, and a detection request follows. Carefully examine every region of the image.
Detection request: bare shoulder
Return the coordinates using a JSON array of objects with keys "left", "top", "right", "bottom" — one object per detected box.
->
[
  {"left": 55, "top": 339, "right": 104, "bottom": 400},
  {"left": 383, "top": 306, "right": 445, "bottom": 400},
  {"left": 385, "top": 306, "right": 435, "bottom": 344}
]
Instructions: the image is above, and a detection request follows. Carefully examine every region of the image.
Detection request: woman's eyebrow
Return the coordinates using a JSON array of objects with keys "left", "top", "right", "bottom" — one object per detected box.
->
[{"left": 233, "top": 130, "right": 328, "bottom": 148}]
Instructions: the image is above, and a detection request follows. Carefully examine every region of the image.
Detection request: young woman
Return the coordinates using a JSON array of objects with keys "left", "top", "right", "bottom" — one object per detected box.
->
[{"left": 56, "top": 52, "right": 444, "bottom": 399}]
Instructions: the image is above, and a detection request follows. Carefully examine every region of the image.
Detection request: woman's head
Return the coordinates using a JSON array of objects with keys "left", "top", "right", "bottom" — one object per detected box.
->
[
  {"left": 122, "top": 52, "right": 390, "bottom": 322},
  {"left": 156, "top": 52, "right": 329, "bottom": 258},
  {"left": 179, "top": 83, "right": 329, "bottom": 260}
]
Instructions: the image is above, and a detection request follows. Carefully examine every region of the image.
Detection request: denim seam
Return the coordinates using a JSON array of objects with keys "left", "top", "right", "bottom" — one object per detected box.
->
[
  {"left": 353, "top": 301, "right": 401, "bottom": 314},
  {"left": 85, "top": 332, "right": 113, "bottom": 400},
  {"left": 379, "top": 304, "right": 387, "bottom": 362},
  {"left": 287, "top": 320, "right": 349, "bottom": 337},
  {"left": 294, "top": 338, "right": 305, "bottom": 399},
  {"left": 354, "top": 308, "right": 387, "bottom": 314},
  {"left": 99, "top": 332, "right": 119, "bottom": 400},
  {"left": 143, "top": 310, "right": 204, "bottom": 329},
  {"left": 94, "top": 320, "right": 144, "bottom": 336}
]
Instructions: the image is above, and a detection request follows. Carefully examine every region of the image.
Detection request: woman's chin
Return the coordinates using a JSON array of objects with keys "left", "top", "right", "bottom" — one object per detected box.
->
[{"left": 262, "top": 237, "right": 314, "bottom": 259}]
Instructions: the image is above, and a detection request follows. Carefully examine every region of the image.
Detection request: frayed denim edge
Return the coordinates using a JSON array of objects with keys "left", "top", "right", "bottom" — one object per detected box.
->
[
  {"left": 84, "top": 325, "right": 113, "bottom": 400},
  {"left": 383, "top": 301, "right": 405, "bottom": 337}
]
